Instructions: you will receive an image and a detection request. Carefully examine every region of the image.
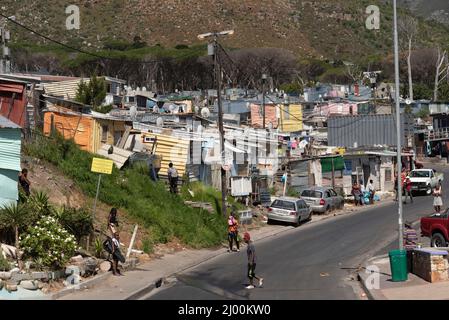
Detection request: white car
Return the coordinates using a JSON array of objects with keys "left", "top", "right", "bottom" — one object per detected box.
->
[
  {"left": 267, "top": 197, "right": 312, "bottom": 227},
  {"left": 409, "top": 169, "right": 444, "bottom": 195}
]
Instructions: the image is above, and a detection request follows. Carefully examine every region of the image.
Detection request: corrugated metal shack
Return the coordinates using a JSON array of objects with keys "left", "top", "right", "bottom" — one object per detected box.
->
[
  {"left": 328, "top": 114, "right": 414, "bottom": 148},
  {"left": 0, "top": 115, "right": 22, "bottom": 206}
]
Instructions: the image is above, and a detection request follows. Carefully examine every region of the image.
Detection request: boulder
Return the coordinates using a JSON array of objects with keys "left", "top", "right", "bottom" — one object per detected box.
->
[
  {"left": 70, "top": 255, "right": 84, "bottom": 263},
  {"left": 99, "top": 261, "right": 111, "bottom": 273},
  {"left": 0, "top": 272, "right": 11, "bottom": 280},
  {"left": 84, "top": 257, "right": 98, "bottom": 275},
  {"left": 6, "top": 283, "right": 17, "bottom": 291},
  {"left": 20, "top": 280, "right": 39, "bottom": 291}
]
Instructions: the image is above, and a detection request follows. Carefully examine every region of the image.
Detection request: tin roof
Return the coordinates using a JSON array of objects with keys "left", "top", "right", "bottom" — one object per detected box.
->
[{"left": 0, "top": 115, "right": 21, "bottom": 129}]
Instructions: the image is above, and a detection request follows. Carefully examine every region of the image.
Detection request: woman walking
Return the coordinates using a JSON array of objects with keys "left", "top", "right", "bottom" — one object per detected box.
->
[{"left": 433, "top": 182, "right": 443, "bottom": 213}]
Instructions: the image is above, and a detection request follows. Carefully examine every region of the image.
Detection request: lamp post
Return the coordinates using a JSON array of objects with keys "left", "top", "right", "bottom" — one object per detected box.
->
[
  {"left": 198, "top": 30, "right": 234, "bottom": 217},
  {"left": 393, "top": 0, "right": 404, "bottom": 250}
]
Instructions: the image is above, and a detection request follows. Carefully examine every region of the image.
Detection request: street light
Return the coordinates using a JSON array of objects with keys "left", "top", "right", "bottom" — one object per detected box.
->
[
  {"left": 393, "top": 0, "right": 404, "bottom": 251},
  {"left": 198, "top": 30, "right": 234, "bottom": 217}
]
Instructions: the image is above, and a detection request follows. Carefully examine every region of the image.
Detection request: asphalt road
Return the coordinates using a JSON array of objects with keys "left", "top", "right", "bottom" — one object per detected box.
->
[{"left": 148, "top": 164, "right": 449, "bottom": 300}]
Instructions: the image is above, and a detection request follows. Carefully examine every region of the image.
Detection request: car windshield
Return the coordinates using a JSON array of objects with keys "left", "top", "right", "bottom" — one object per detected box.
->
[
  {"left": 271, "top": 200, "right": 296, "bottom": 211},
  {"left": 410, "top": 171, "right": 430, "bottom": 178},
  {"left": 301, "top": 190, "right": 323, "bottom": 198}
]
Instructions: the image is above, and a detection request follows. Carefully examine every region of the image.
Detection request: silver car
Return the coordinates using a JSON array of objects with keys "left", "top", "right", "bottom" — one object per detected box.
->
[
  {"left": 267, "top": 197, "right": 312, "bottom": 227},
  {"left": 300, "top": 187, "right": 344, "bottom": 213}
]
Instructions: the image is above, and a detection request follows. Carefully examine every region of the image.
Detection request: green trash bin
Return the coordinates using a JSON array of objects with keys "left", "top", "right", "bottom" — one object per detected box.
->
[{"left": 389, "top": 249, "right": 408, "bottom": 282}]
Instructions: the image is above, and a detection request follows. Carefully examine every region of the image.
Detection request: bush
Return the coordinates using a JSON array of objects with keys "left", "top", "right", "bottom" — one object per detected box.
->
[
  {"left": 142, "top": 238, "right": 153, "bottom": 254},
  {"left": 20, "top": 216, "right": 78, "bottom": 269},
  {"left": 0, "top": 249, "right": 10, "bottom": 271},
  {"left": 54, "top": 207, "right": 93, "bottom": 242}
]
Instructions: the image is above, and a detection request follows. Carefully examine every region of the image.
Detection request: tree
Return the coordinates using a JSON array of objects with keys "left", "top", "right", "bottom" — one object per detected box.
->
[
  {"left": 0, "top": 203, "right": 32, "bottom": 248},
  {"left": 399, "top": 16, "right": 418, "bottom": 101},
  {"left": 75, "top": 75, "right": 107, "bottom": 109},
  {"left": 434, "top": 48, "right": 448, "bottom": 101}
]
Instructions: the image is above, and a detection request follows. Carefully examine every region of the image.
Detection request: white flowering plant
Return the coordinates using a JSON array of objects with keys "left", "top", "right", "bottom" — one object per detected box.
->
[{"left": 20, "top": 216, "right": 78, "bottom": 269}]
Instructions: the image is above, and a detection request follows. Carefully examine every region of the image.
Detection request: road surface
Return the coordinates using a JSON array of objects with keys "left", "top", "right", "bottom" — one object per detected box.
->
[{"left": 148, "top": 164, "right": 449, "bottom": 300}]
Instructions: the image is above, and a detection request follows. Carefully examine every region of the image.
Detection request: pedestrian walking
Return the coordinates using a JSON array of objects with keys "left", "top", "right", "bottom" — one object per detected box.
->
[
  {"left": 108, "top": 207, "right": 119, "bottom": 236},
  {"left": 394, "top": 175, "right": 399, "bottom": 201},
  {"left": 359, "top": 180, "right": 366, "bottom": 205},
  {"left": 18, "top": 168, "right": 31, "bottom": 197},
  {"left": 433, "top": 182, "right": 443, "bottom": 213},
  {"left": 227, "top": 212, "right": 240, "bottom": 252},
  {"left": 167, "top": 162, "right": 179, "bottom": 194},
  {"left": 366, "top": 179, "right": 375, "bottom": 205},
  {"left": 403, "top": 175, "right": 413, "bottom": 204},
  {"left": 243, "top": 232, "right": 263, "bottom": 289}
]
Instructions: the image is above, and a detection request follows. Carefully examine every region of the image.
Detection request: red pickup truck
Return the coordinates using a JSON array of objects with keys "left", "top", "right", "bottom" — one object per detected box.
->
[{"left": 421, "top": 211, "right": 449, "bottom": 247}]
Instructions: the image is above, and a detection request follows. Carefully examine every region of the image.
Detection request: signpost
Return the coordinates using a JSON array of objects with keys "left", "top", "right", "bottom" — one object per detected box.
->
[{"left": 91, "top": 157, "right": 114, "bottom": 219}]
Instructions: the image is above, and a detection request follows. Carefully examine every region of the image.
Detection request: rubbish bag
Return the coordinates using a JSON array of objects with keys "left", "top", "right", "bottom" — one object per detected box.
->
[{"left": 113, "top": 248, "right": 126, "bottom": 263}]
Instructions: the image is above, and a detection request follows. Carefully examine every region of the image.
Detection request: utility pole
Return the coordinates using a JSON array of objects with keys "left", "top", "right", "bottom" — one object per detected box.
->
[
  {"left": 0, "top": 17, "right": 13, "bottom": 74},
  {"left": 262, "top": 74, "right": 267, "bottom": 129},
  {"left": 393, "top": 0, "right": 404, "bottom": 251},
  {"left": 198, "top": 30, "right": 234, "bottom": 217}
]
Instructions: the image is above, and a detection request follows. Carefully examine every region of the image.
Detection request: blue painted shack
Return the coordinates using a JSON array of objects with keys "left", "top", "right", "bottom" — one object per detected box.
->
[{"left": 0, "top": 115, "right": 21, "bottom": 206}]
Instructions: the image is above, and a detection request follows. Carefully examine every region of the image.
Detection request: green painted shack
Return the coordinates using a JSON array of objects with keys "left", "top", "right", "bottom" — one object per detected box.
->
[{"left": 0, "top": 115, "right": 21, "bottom": 206}]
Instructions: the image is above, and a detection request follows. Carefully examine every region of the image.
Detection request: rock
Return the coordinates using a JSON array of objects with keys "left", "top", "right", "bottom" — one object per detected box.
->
[
  {"left": 0, "top": 272, "right": 11, "bottom": 280},
  {"left": 20, "top": 280, "right": 39, "bottom": 291},
  {"left": 99, "top": 261, "right": 111, "bottom": 273},
  {"left": 84, "top": 257, "right": 97, "bottom": 275},
  {"left": 37, "top": 281, "right": 44, "bottom": 289},
  {"left": 1, "top": 244, "right": 18, "bottom": 260},
  {"left": 6, "top": 283, "right": 17, "bottom": 291},
  {"left": 9, "top": 267, "right": 19, "bottom": 273},
  {"left": 70, "top": 255, "right": 84, "bottom": 263},
  {"left": 31, "top": 272, "right": 49, "bottom": 280}
]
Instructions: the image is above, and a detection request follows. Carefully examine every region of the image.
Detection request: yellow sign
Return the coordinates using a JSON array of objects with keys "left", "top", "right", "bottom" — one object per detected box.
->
[{"left": 91, "top": 158, "right": 113, "bottom": 175}]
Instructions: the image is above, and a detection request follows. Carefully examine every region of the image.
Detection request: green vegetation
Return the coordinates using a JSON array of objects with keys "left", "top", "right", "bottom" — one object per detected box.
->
[
  {"left": 181, "top": 182, "right": 245, "bottom": 214},
  {"left": 20, "top": 215, "right": 78, "bottom": 269},
  {"left": 75, "top": 75, "right": 107, "bottom": 111},
  {"left": 24, "top": 134, "right": 227, "bottom": 248},
  {"left": 0, "top": 249, "right": 10, "bottom": 271}
]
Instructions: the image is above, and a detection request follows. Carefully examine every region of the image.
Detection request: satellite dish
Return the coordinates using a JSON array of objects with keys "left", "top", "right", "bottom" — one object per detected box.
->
[
  {"left": 142, "top": 87, "right": 147, "bottom": 91},
  {"left": 201, "top": 107, "right": 211, "bottom": 118},
  {"left": 136, "top": 87, "right": 141, "bottom": 92},
  {"left": 406, "top": 99, "right": 412, "bottom": 105},
  {"left": 152, "top": 106, "right": 159, "bottom": 113},
  {"left": 197, "top": 125, "right": 204, "bottom": 134},
  {"left": 268, "top": 122, "right": 273, "bottom": 130},
  {"left": 156, "top": 117, "right": 164, "bottom": 127}
]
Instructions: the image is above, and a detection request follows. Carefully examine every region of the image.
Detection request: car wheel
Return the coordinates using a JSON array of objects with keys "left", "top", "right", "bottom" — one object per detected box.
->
[
  {"left": 338, "top": 201, "right": 344, "bottom": 210},
  {"left": 426, "top": 185, "right": 432, "bottom": 195},
  {"left": 326, "top": 205, "right": 330, "bottom": 213},
  {"left": 431, "top": 233, "right": 447, "bottom": 248},
  {"left": 267, "top": 219, "right": 273, "bottom": 225},
  {"left": 307, "top": 211, "right": 313, "bottom": 221},
  {"left": 294, "top": 217, "right": 301, "bottom": 227}
]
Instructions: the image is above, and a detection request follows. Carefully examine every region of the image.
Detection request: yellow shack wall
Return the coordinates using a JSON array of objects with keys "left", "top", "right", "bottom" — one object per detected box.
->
[{"left": 279, "top": 104, "right": 303, "bottom": 132}]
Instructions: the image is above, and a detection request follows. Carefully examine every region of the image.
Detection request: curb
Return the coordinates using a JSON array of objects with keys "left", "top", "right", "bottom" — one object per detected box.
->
[
  {"left": 50, "top": 257, "right": 140, "bottom": 300},
  {"left": 50, "top": 272, "right": 112, "bottom": 300},
  {"left": 357, "top": 268, "right": 388, "bottom": 301}
]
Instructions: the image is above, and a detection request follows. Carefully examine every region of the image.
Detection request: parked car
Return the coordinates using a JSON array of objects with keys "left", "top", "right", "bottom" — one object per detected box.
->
[
  {"left": 267, "top": 197, "right": 312, "bottom": 227},
  {"left": 300, "top": 187, "right": 344, "bottom": 213},
  {"left": 421, "top": 209, "right": 449, "bottom": 247},
  {"left": 409, "top": 168, "right": 444, "bottom": 195}
]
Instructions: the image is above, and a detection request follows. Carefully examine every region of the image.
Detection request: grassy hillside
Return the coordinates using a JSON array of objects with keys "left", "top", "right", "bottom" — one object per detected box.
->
[
  {"left": 3, "top": 0, "right": 449, "bottom": 63},
  {"left": 24, "top": 133, "right": 227, "bottom": 249}
]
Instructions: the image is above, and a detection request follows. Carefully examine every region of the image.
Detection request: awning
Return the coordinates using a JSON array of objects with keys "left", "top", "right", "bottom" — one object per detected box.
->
[{"left": 0, "top": 83, "right": 24, "bottom": 94}]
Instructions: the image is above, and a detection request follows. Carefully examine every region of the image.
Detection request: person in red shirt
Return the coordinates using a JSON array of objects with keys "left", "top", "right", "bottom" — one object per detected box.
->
[
  {"left": 227, "top": 212, "right": 240, "bottom": 252},
  {"left": 403, "top": 175, "right": 413, "bottom": 204}
]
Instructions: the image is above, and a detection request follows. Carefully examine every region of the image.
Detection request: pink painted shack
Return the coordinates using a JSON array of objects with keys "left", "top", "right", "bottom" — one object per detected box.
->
[{"left": 250, "top": 103, "right": 278, "bottom": 128}]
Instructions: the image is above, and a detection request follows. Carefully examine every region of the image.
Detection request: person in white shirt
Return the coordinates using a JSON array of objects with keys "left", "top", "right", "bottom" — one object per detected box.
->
[
  {"left": 366, "top": 179, "right": 375, "bottom": 204},
  {"left": 167, "top": 162, "right": 179, "bottom": 194}
]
